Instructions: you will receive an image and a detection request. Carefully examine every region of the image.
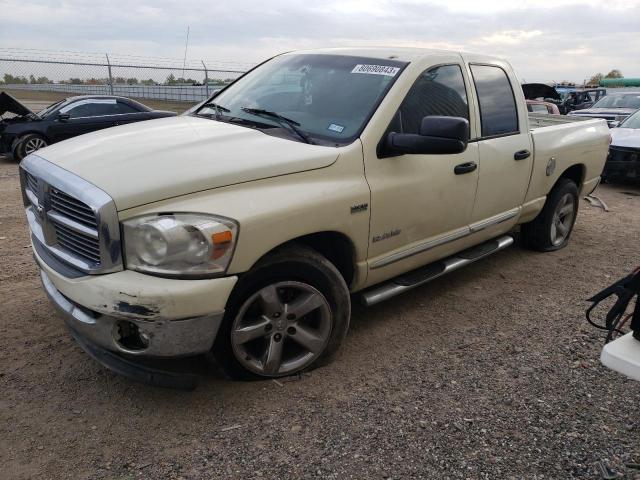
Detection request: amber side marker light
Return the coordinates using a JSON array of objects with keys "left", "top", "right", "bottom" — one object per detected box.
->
[{"left": 212, "top": 230, "right": 233, "bottom": 259}]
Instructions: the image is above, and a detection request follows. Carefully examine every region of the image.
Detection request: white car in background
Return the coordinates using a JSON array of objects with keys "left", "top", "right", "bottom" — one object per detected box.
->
[{"left": 604, "top": 109, "right": 640, "bottom": 181}]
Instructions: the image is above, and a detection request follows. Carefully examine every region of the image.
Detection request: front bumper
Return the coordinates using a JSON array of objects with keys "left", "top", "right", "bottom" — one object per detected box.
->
[{"left": 36, "top": 247, "right": 238, "bottom": 358}]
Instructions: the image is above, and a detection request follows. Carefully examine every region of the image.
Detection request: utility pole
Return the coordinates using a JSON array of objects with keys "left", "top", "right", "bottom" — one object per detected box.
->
[{"left": 181, "top": 26, "right": 190, "bottom": 81}]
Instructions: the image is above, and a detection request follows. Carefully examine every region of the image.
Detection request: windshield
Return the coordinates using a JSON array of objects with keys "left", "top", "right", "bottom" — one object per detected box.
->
[
  {"left": 195, "top": 54, "right": 408, "bottom": 145},
  {"left": 619, "top": 109, "right": 640, "bottom": 129},
  {"left": 592, "top": 94, "right": 640, "bottom": 109},
  {"left": 38, "top": 99, "right": 65, "bottom": 118}
]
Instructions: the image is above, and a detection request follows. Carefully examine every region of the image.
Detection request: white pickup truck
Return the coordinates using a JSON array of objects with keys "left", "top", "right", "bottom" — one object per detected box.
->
[{"left": 20, "top": 48, "right": 609, "bottom": 385}]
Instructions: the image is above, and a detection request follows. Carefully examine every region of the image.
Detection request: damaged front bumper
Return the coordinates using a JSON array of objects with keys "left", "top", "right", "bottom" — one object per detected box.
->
[
  {"left": 35, "top": 247, "right": 238, "bottom": 359},
  {"left": 41, "top": 269, "right": 226, "bottom": 357}
]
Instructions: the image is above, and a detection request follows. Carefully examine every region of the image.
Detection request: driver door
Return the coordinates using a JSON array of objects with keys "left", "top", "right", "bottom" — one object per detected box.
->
[
  {"left": 362, "top": 61, "right": 480, "bottom": 285},
  {"left": 48, "top": 99, "right": 120, "bottom": 142}
]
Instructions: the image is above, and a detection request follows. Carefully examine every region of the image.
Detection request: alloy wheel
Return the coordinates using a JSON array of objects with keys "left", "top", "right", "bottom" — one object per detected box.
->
[
  {"left": 24, "top": 137, "right": 47, "bottom": 155},
  {"left": 231, "top": 281, "right": 332, "bottom": 377},
  {"left": 550, "top": 193, "right": 576, "bottom": 246}
]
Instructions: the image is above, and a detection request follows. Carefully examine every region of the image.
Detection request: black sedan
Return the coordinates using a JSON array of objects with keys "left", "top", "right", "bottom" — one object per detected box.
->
[{"left": 0, "top": 92, "right": 176, "bottom": 160}]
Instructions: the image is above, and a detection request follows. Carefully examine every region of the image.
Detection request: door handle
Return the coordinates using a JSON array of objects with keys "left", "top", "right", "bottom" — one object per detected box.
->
[
  {"left": 514, "top": 150, "right": 531, "bottom": 161},
  {"left": 454, "top": 161, "right": 478, "bottom": 175}
]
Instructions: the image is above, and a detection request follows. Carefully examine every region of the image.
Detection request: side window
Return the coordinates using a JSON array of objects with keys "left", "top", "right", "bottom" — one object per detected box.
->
[
  {"left": 62, "top": 101, "right": 95, "bottom": 118},
  {"left": 61, "top": 99, "right": 136, "bottom": 118},
  {"left": 529, "top": 104, "right": 548, "bottom": 114},
  {"left": 114, "top": 101, "right": 140, "bottom": 114},
  {"left": 396, "top": 64, "right": 469, "bottom": 134},
  {"left": 470, "top": 64, "right": 519, "bottom": 137}
]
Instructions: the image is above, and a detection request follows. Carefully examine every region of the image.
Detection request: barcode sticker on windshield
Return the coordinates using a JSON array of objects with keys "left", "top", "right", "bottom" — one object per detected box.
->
[{"left": 351, "top": 64, "right": 400, "bottom": 77}]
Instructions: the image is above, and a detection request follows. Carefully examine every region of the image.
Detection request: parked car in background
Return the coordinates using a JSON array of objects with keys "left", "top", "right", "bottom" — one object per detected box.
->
[
  {"left": 20, "top": 48, "right": 609, "bottom": 385},
  {"left": 522, "top": 83, "right": 566, "bottom": 112},
  {"left": 604, "top": 109, "right": 640, "bottom": 181},
  {"left": 526, "top": 100, "right": 560, "bottom": 115},
  {"left": 568, "top": 89, "right": 607, "bottom": 110},
  {"left": 569, "top": 92, "right": 640, "bottom": 127},
  {"left": 522, "top": 83, "right": 607, "bottom": 115},
  {"left": 0, "top": 92, "right": 176, "bottom": 160}
]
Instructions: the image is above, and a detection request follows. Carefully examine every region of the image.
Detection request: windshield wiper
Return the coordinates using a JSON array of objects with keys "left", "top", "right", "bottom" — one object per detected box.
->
[
  {"left": 241, "top": 107, "right": 313, "bottom": 144},
  {"left": 198, "top": 102, "right": 230, "bottom": 120}
]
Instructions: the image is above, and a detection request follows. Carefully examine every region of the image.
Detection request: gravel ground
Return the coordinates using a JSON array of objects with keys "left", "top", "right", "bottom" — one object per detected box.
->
[{"left": 1, "top": 150, "right": 640, "bottom": 479}]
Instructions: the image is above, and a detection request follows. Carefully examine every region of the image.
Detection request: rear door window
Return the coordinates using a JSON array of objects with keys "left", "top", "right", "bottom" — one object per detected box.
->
[{"left": 470, "top": 64, "right": 519, "bottom": 137}]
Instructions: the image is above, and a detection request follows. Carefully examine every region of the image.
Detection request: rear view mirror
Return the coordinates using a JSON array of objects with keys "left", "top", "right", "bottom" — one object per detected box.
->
[
  {"left": 57, "top": 113, "right": 70, "bottom": 122},
  {"left": 383, "top": 116, "right": 469, "bottom": 156}
]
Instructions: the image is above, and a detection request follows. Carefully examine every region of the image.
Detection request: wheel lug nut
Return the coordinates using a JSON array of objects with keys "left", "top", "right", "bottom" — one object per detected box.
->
[
  {"left": 287, "top": 326, "right": 296, "bottom": 335},
  {"left": 274, "top": 333, "right": 282, "bottom": 342},
  {"left": 286, "top": 313, "right": 296, "bottom": 321}
]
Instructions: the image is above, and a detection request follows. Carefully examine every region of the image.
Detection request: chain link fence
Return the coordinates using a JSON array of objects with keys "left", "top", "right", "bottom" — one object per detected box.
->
[{"left": 0, "top": 48, "right": 252, "bottom": 103}]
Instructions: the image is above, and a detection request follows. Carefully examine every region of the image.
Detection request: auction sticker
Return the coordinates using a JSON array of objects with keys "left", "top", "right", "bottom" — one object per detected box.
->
[
  {"left": 327, "top": 123, "right": 345, "bottom": 133},
  {"left": 351, "top": 64, "right": 400, "bottom": 77}
]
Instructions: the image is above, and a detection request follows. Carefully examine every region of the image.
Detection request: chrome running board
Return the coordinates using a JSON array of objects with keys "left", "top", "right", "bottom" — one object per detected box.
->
[{"left": 361, "top": 235, "right": 514, "bottom": 307}]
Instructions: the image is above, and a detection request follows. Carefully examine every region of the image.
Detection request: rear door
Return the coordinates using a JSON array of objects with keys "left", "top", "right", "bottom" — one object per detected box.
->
[
  {"left": 464, "top": 59, "right": 533, "bottom": 226},
  {"left": 110, "top": 100, "right": 148, "bottom": 127}
]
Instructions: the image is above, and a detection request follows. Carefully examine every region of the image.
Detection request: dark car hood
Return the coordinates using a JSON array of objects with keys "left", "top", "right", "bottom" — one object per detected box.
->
[
  {"left": 522, "top": 83, "right": 561, "bottom": 101},
  {"left": 0, "top": 91, "right": 36, "bottom": 118}
]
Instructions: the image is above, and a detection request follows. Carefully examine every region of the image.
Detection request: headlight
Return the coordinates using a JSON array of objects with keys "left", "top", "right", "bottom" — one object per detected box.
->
[{"left": 122, "top": 213, "right": 238, "bottom": 278}]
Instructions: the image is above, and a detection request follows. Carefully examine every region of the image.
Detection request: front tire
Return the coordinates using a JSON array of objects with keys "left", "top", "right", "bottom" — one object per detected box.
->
[
  {"left": 521, "top": 178, "right": 579, "bottom": 251},
  {"left": 212, "top": 245, "right": 351, "bottom": 380},
  {"left": 14, "top": 134, "right": 48, "bottom": 161}
]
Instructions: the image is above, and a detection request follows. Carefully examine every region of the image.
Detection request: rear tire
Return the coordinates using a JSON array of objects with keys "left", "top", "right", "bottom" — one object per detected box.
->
[
  {"left": 14, "top": 134, "right": 48, "bottom": 161},
  {"left": 212, "top": 245, "right": 351, "bottom": 380},
  {"left": 521, "top": 178, "right": 579, "bottom": 252}
]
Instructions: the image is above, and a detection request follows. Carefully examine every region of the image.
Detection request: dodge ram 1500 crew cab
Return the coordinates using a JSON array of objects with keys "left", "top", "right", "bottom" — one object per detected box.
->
[{"left": 20, "top": 48, "right": 609, "bottom": 384}]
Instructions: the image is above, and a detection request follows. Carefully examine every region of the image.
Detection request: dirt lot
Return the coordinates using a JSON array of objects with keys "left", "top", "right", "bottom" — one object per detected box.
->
[{"left": 1, "top": 147, "right": 640, "bottom": 479}]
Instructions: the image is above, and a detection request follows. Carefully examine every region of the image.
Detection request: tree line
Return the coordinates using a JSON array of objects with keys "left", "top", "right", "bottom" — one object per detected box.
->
[{"left": 1, "top": 73, "right": 233, "bottom": 86}]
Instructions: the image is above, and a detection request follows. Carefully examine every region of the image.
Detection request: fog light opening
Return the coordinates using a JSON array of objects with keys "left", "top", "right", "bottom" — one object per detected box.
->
[{"left": 115, "top": 321, "right": 149, "bottom": 351}]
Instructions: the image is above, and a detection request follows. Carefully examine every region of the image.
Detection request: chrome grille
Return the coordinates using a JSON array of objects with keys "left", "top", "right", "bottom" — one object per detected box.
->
[
  {"left": 50, "top": 187, "right": 98, "bottom": 229},
  {"left": 24, "top": 170, "right": 42, "bottom": 205},
  {"left": 20, "top": 155, "right": 122, "bottom": 275},
  {"left": 54, "top": 222, "right": 101, "bottom": 264}
]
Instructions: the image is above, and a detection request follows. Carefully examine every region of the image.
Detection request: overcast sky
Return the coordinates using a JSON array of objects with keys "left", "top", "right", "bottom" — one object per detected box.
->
[{"left": 1, "top": 0, "right": 639, "bottom": 82}]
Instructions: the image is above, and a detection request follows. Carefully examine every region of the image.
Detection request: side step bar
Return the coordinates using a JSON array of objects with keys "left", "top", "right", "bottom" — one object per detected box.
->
[{"left": 361, "top": 235, "right": 514, "bottom": 307}]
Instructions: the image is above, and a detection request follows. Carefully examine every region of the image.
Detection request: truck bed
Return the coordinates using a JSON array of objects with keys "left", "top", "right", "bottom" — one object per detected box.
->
[
  {"left": 528, "top": 113, "right": 591, "bottom": 130},
  {"left": 524, "top": 114, "right": 609, "bottom": 202}
]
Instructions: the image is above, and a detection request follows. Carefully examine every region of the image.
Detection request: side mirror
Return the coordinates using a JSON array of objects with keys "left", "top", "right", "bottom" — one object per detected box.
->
[
  {"left": 57, "top": 113, "right": 70, "bottom": 122},
  {"left": 384, "top": 116, "right": 469, "bottom": 156}
]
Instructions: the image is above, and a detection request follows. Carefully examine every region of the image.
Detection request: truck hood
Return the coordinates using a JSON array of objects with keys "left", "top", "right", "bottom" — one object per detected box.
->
[
  {"left": 610, "top": 127, "right": 640, "bottom": 148},
  {"left": 36, "top": 115, "right": 340, "bottom": 211},
  {"left": 0, "top": 91, "right": 36, "bottom": 118},
  {"left": 521, "top": 83, "right": 561, "bottom": 101}
]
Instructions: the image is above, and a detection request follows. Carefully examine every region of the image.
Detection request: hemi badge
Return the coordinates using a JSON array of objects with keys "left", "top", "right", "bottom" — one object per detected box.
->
[{"left": 351, "top": 203, "right": 368, "bottom": 214}]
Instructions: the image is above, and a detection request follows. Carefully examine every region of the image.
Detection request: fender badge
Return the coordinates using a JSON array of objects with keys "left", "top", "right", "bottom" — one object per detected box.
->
[{"left": 351, "top": 203, "right": 368, "bottom": 214}]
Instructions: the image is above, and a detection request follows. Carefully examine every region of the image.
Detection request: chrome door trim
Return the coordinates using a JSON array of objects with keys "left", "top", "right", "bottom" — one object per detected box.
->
[
  {"left": 370, "top": 207, "right": 521, "bottom": 270},
  {"left": 469, "top": 207, "right": 520, "bottom": 233},
  {"left": 370, "top": 227, "right": 471, "bottom": 270}
]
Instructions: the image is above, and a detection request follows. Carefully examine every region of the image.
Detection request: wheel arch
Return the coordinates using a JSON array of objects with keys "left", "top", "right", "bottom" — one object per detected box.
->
[
  {"left": 11, "top": 130, "right": 52, "bottom": 152},
  {"left": 244, "top": 231, "right": 358, "bottom": 288},
  {"left": 557, "top": 163, "right": 585, "bottom": 189}
]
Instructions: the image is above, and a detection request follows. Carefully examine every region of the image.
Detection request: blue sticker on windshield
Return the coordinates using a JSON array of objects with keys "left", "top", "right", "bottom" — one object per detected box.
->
[{"left": 328, "top": 123, "right": 345, "bottom": 133}]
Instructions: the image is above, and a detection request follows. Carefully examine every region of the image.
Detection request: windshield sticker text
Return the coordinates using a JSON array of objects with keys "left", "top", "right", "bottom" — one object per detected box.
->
[
  {"left": 328, "top": 123, "right": 345, "bottom": 133},
  {"left": 351, "top": 64, "right": 400, "bottom": 77}
]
